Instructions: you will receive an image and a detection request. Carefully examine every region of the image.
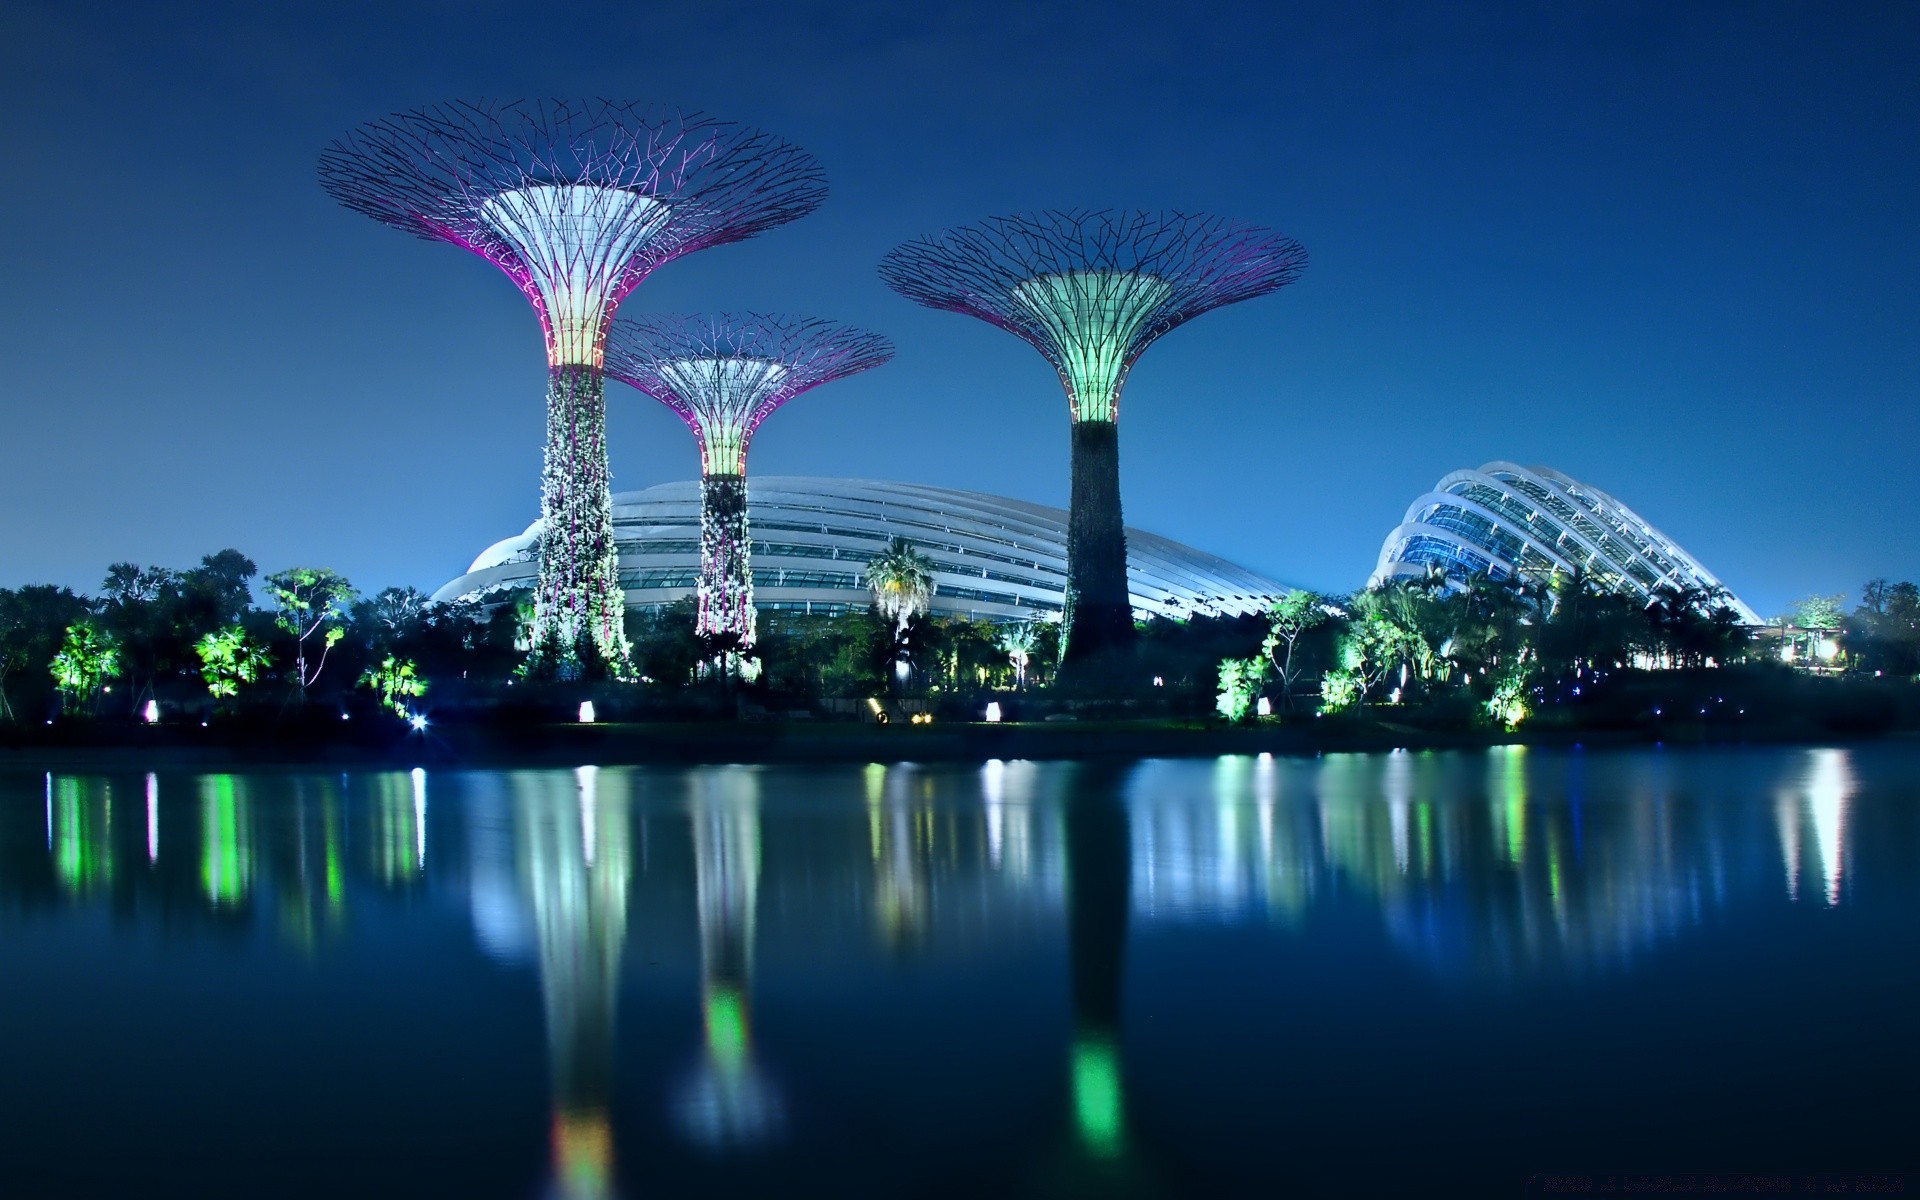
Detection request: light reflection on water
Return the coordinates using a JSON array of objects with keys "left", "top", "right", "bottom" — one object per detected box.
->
[{"left": 2, "top": 744, "right": 1915, "bottom": 1198}]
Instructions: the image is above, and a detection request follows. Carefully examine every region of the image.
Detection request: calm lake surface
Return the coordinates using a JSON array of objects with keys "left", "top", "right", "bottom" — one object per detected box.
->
[{"left": 3, "top": 745, "right": 1917, "bottom": 1198}]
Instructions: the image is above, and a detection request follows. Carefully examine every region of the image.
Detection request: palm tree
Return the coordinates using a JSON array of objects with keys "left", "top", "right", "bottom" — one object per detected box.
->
[
  {"left": 865, "top": 539, "right": 934, "bottom": 687},
  {"left": 999, "top": 621, "right": 1039, "bottom": 689}
]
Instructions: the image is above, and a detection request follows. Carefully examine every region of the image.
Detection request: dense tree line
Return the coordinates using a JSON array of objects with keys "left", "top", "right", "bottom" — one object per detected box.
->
[
  {"left": 3, "top": 547, "right": 1914, "bottom": 728},
  {"left": 0, "top": 551, "right": 516, "bottom": 722},
  {"left": 1214, "top": 571, "right": 1920, "bottom": 729}
]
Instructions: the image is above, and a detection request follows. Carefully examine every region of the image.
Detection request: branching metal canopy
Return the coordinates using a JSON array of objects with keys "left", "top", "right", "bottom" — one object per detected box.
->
[
  {"left": 605, "top": 314, "right": 894, "bottom": 476},
  {"left": 878, "top": 210, "right": 1306, "bottom": 422},
  {"left": 320, "top": 100, "right": 826, "bottom": 366}
]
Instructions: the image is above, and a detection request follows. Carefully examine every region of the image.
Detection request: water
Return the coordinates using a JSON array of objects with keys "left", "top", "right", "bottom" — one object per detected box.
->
[{"left": 2, "top": 745, "right": 1916, "bottom": 1198}]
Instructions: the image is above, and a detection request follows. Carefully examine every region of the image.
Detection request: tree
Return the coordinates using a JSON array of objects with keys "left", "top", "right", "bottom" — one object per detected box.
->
[
  {"left": 362, "top": 586, "right": 430, "bottom": 640},
  {"left": 1319, "top": 589, "right": 1425, "bottom": 712},
  {"left": 1646, "top": 583, "right": 1747, "bottom": 669},
  {"left": 864, "top": 538, "right": 935, "bottom": 687},
  {"left": 628, "top": 598, "right": 704, "bottom": 686},
  {"left": 1787, "top": 593, "right": 1847, "bottom": 629},
  {"left": 1215, "top": 655, "right": 1266, "bottom": 722},
  {"left": 0, "top": 586, "right": 92, "bottom": 720},
  {"left": 265, "top": 568, "right": 356, "bottom": 694},
  {"left": 1485, "top": 664, "right": 1531, "bottom": 730},
  {"left": 49, "top": 622, "right": 120, "bottom": 714},
  {"left": 1260, "top": 592, "right": 1328, "bottom": 713},
  {"left": 195, "top": 626, "right": 271, "bottom": 709},
  {"left": 182, "top": 550, "right": 258, "bottom": 628},
  {"left": 1847, "top": 579, "right": 1920, "bottom": 676},
  {"left": 98, "top": 563, "right": 187, "bottom": 716},
  {"left": 360, "top": 655, "right": 426, "bottom": 716},
  {"left": 1775, "top": 592, "right": 1848, "bottom": 665},
  {"left": 999, "top": 622, "right": 1039, "bottom": 689}
]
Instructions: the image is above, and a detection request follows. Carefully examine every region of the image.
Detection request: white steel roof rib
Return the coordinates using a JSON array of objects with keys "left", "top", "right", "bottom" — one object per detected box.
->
[
  {"left": 1368, "top": 462, "right": 1761, "bottom": 624},
  {"left": 436, "top": 476, "right": 1295, "bottom": 623}
]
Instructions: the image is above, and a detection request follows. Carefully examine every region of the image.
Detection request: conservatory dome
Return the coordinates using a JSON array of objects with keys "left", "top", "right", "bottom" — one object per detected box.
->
[
  {"left": 1369, "top": 461, "right": 1760, "bottom": 624},
  {"left": 435, "top": 476, "right": 1294, "bottom": 623}
]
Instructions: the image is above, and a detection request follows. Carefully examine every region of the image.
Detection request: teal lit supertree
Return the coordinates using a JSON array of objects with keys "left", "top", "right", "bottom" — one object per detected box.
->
[
  {"left": 320, "top": 101, "right": 825, "bottom": 678},
  {"left": 880, "top": 211, "right": 1306, "bottom": 672}
]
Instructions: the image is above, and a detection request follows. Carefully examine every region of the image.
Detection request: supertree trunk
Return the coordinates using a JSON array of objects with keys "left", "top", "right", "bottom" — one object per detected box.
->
[
  {"left": 532, "top": 365, "right": 632, "bottom": 678},
  {"left": 1062, "top": 420, "right": 1135, "bottom": 670},
  {"left": 698, "top": 475, "right": 755, "bottom": 648}
]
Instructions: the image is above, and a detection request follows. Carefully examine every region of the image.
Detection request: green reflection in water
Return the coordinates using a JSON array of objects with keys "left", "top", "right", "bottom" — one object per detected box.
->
[
  {"left": 53, "top": 778, "right": 111, "bottom": 893},
  {"left": 1072, "top": 1033, "right": 1124, "bottom": 1158},
  {"left": 324, "top": 794, "right": 344, "bottom": 911},
  {"left": 705, "top": 983, "right": 749, "bottom": 1072},
  {"left": 1501, "top": 746, "right": 1528, "bottom": 864},
  {"left": 201, "top": 776, "right": 248, "bottom": 905}
]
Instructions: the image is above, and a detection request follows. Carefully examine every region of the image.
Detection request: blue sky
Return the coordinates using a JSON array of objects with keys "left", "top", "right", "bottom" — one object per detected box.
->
[{"left": 0, "top": 1, "right": 1914, "bottom": 618}]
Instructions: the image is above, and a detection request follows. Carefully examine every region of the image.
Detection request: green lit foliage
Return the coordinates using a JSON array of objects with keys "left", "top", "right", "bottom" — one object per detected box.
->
[
  {"left": 1786, "top": 593, "right": 1847, "bottom": 630},
  {"left": 89, "top": 550, "right": 261, "bottom": 717},
  {"left": 0, "top": 585, "right": 92, "bottom": 721},
  {"left": 194, "top": 626, "right": 271, "bottom": 707},
  {"left": 359, "top": 655, "right": 426, "bottom": 716},
  {"left": 1215, "top": 655, "right": 1266, "bottom": 722},
  {"left": 265, "top": 568, "right": 356, "bottom": 692},
  {"left": 1319, "top": 587, "right": 1429, "bottom": 711},
  {"left": 1770, "top": 592, "right": 1849, "bottom": 667},
  {"left": 1261, "top": 591, "right": 1329, "bottom": 713},
  {"left": 1486, "top": 665, "right": 1531, "bottom": 730},
  {"left": 49, "top": 621, "right": 121, "bottom": 712},
  {"left": 1318, "top": 667, "right": 1363, "bottom": 714}
]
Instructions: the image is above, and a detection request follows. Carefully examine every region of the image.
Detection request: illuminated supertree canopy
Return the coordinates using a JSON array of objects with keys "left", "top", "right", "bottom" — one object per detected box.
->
[
  {"left": 320, "top": 100, "right": 826, "bottom": 678},
  {"left": 604, "top": 313, "right": 891, "bottom": 657},
  {"left": 879, "top": 210, "right": 1306, "bottom": 669}
]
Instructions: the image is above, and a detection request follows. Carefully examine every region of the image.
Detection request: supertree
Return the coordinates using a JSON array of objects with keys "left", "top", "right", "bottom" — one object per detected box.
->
[
  {"left": 879, "top": 210, "right": 1306, "bottom": 671},
  {"left": 320, "top": 101, "right": 825, "bottom": 678},
  {"left": 603, "top": 313, "right": 891, "bottom": 668}
]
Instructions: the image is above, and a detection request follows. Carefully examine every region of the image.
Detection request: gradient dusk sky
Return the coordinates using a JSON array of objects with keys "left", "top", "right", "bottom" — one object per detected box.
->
[{"left": 0, "top": 1, "right": 1914, "bottom": 618}]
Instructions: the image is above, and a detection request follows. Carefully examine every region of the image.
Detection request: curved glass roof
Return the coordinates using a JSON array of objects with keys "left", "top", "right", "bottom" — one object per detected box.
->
[
  {"left": 1369, "top": 461, "right": 1760, "bottom": 624},
  {"left": 437, "top": 476, "right": 1294, "bottom": 622}
]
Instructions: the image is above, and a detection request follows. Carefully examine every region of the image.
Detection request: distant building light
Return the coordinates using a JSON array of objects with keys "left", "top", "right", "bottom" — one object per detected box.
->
[
  {"left": 1256, "top": 697, "right": 1272, "bottom": 717},
  {"left": 985, "top": 702, "right": 1002, "bottom": 723},
  {"left": 579, "top": 701, "right": 596, "bottom": 724},
  {"left": 142, "top": 700, "right": 159, "bottom": 724}
]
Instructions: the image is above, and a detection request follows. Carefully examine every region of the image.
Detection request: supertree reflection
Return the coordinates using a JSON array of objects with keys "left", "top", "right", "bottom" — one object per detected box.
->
[
  {"left": 676, "top": 766, "right": 783, "bottom": 1148},
  {"left": 518, "top": 767, "right": 632, "bottom": 1199},
  {"left": 869, "top": 763, "right": 931, "bottom": 951}
]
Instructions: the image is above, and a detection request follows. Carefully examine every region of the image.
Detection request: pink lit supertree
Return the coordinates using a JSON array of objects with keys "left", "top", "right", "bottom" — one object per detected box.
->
[
  {"left": 880, "top": 210, "right": 1306, "bottom": 673},
  {"left": 320, "top": 101, "right": 825, "bottom": 678},
  {"left": 603, "top": 314, "right": 891, "bottom": 670}
]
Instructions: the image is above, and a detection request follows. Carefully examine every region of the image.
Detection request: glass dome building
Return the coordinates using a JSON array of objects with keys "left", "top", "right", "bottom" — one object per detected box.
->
[
  {"left": 434, "top": 477, "right": 1292, "bottom": 623},
  {"left": 1369, "top": 461, "right": 1760, "bottom": 624}
]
